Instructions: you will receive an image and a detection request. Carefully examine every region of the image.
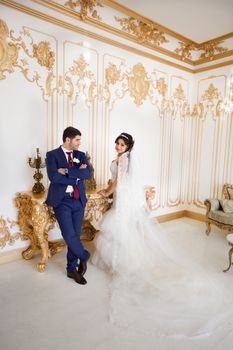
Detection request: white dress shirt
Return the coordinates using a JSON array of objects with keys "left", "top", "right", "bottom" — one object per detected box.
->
[{"left": 61, "top": 146, "right": 74, "bottom": 193}]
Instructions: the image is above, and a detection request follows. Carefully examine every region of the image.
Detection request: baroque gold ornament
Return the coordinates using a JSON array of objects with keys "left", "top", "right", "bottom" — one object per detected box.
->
[
  {"left": 69, "top": 53, "right": 93, "bottom": 79},
  {"left": 0, "top": 19, "right": 18, "bottom": 80},
  {"left": 33, "top": 41, "right": 55, "bottom": 70},
  {"left": 174, "top": 39, "right": 228, "bottom": 62},
  {"left": 105, "top": 63, "right": 121, "bottom": 85},
  {"left": 202, "top": 83, "right": 220, "bottom": 101},
  {"left": 199, "top": 40, "right": 228, "bottom": 61},
  {"left": 15, "top": 192, "right": 61, "bottom": 272},
  {"left": 156, "top": 77, "right": 167, "bottom": 97},
  {"left": 115, "top": 16, "right": 169, "bottom": 46},
  {"left": 65, "top": 0, "right": 103, "bottom": 20},
  {"left": 127, "top": 63, "right": 150, "bottom": 106},
  {"left": 173, "top": 83, "right": 186, "bottom": 101},
  {"left": 0, "top": 216, "right": 24, "bottom": 248},
  {"left": 0, "top": 18, "right": 56, "bottom": 97},
  {"left": 175, "top": 42, "right": 196, "bottom": 61},
  {"left": 62, "top": 53, "right": 96, "bottom": 105}
]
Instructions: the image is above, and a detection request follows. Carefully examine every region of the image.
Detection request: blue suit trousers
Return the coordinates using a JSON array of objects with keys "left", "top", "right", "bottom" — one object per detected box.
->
[{"left": 54, "top": 196, "right": 89, "bottom": 272}]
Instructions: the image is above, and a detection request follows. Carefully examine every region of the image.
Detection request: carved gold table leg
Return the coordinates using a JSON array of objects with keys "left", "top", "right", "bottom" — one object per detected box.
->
[
  {"left": 49, "top": 240, "right": 66, "bottom": 256},
  {"left": 223, "top": 244, "right": 233, "bottom": 272},
  {"left": 32, "top": 203, "right": 50, "bottom": 272},
  {"left": 15, "top": 192, "right": 66, "bottom": 272},
  {"left": 22, "top": 234, "right": 37, "bottom": 260},
  {"left": 15, "top": 193, "right": 37, "bottom": 260}
]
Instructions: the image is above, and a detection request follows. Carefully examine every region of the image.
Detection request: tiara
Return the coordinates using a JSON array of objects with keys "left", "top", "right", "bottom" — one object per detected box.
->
[{"left": 120, "top": 133, "right": 129, "bottom": 140}]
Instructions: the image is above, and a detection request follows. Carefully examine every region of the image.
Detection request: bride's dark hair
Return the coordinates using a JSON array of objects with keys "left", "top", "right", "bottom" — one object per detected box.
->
[{"left": 115, "top": 132, "right": 134, "bottom": 152}]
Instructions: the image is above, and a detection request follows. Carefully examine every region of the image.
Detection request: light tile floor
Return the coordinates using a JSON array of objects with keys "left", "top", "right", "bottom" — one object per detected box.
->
[{"left": 0, "top": 218, "right": 233, "bottom": 350}]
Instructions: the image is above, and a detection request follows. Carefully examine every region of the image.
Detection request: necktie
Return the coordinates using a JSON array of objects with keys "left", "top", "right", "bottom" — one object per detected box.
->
[{"left": 66, "top": 151, "right": 80, "bottom": 200}]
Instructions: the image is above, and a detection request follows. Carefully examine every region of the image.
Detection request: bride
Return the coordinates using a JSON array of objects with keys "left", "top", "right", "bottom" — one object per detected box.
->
[{"left": 91, "top": 132, "right": 233, "bottom": 338}]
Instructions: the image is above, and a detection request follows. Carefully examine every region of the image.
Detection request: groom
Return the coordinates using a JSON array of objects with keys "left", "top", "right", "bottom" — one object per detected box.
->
[{"left": 45, "top": 126, "right": 91, "bottom": 285}]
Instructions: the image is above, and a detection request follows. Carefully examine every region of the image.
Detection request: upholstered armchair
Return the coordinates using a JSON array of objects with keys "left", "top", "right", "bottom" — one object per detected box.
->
[{"left": 204, "top": 184, "right": 233, "bottom": 235}]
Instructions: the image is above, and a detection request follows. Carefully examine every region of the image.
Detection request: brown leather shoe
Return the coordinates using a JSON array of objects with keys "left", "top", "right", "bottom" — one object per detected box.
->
[
  {"left": 78, "top": 251, "right": 90, "bottom": 276},
  {"left": 67, "top": 270, "right": 87, "bottom": 285}
]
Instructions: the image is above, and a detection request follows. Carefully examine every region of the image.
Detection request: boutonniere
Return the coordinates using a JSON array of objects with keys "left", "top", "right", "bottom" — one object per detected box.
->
[{"left": 73, "top": 157, "right": 80, "bottom": 164}]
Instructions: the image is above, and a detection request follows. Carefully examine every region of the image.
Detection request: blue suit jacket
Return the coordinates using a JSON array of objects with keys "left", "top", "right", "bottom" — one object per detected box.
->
[{"left": 45, "top": 146, "right": 91, "bottom": 208}]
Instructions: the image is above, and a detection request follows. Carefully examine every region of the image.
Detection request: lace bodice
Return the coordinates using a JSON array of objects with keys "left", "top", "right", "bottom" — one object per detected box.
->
[
  {"left": 110, "top": 152, "right": 129, "bottom": 182},
  {"left": 110, "top": 159, "right": 118, "bottom": 181}
]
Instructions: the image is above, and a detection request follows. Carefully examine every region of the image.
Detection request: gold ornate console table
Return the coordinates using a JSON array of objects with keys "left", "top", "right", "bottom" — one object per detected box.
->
[
  {"left": 15, "top": 186, "right": 112, "bottom": 272},
  {"left": 15, "top": 186, "right": 155, "bottom": 272}
]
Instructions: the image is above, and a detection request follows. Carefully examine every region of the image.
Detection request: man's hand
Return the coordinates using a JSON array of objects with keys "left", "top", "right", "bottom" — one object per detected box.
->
[
  {"left": 58, "top": 168, "right": 66, "bottom": 175},
  {"left": 58, "top": 164, "right": 87, "bottom": 176}
]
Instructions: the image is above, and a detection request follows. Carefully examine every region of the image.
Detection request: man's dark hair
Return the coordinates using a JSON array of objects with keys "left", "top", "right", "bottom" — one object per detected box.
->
[{"left": 63, "top": 127, "right": 81, "bottom": 142}]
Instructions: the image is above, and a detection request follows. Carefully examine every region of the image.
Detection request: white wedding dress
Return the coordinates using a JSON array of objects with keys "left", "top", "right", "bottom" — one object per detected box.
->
[{"left": 92, "top": 151, "right": 233, "bottom": 338}]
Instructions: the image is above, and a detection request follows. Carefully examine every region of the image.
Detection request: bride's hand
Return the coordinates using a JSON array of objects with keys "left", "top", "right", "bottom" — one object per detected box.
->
[{"left": 98, "top": 189, "right": 107, "bottom": 196}]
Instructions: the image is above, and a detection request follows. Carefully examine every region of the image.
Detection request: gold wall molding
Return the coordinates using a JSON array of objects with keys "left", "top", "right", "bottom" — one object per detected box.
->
[
  {"left": 115, "top": 14, "right": 231, "bottom": 64},
  {"left": 31, "top": 0, "right": 233, "bottom": 66},
  {"left": 101, "top": 61, "right": 194, "bottom": 117},
  {"left": 0, "top": 16, "right": 58, "bottom": 149},
  {"left": 166, "top": 76, "right": 189, "bottom": 207},
  {"left": 102, "top": 0, "right": 195, "bottom": 44},
  {"left": 0, "top": 13, "right": 229, "bottom": 140},
  {"left": 193, "top": 50, "right": 233, "bottom": 67},
  {"left": 102, "top": 54, "right": 168, "bottom": 209},
  {"left": 174, "top": 40, "right": 228, "bottom": 62},
  {"left": 65, "top": 0, "right": 103, "bottom": 21},
  {"left": 102, "top": 61, "right": 200, "bottom": 210},
  {"left": 96, "top": 65, "right": 230, "bottom": 210},
  {"left": 62, "top": 40, "right": 100, "bottom": 179},
  {"left": 192, "top": 75, "right": 228, "bottom": 208},
  {"left": 0, "top": 3, "right": 232, "bottom": 244},
  {"left": 175, "top": 42, "right": 196, "bottom": 61},
  {"left": 0, "top": 18, "right": 56, "bottom": 99},
  {"left": 194, "top": 59, "right": 233, "bottom": 73},
  {"left": 1, "top": 0, "right": 195, "bottom": 73},
  {"left": 1, "top": 0, "right": 233, "bottom": 73},
  {"left": 198, "top": 40, "right": 228, "bottom": 61},
  {"left": 102, "top": 62, "right": 188, "bottom": 112},
  {"left": 127, "top": 63, "right": 150, "bottom": 106},
  {"left": 101, "top": 53, "right": 126, "bottom": 186},
  {"left": 103, "top": 0, "right": 233, "bottom": 63},
  {"left": 114, "top": 16, "right": 169, "bottom": 46},
  {"left": 56, "top": 53, "right": 97, "bottom": 105}
]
